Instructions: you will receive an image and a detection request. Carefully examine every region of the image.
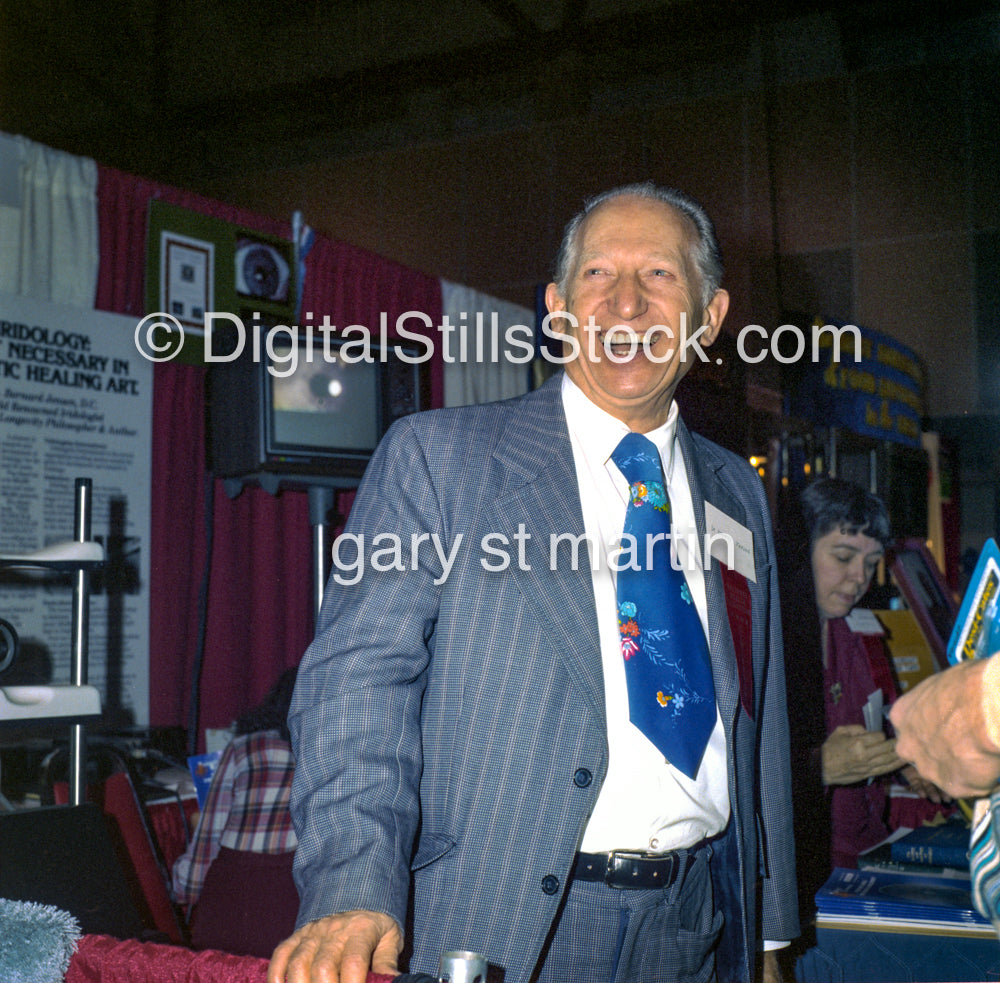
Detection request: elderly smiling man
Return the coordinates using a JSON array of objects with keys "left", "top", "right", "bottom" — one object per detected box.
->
[{"left": 270, "top": 183, "right": 799, "bottom": 983}]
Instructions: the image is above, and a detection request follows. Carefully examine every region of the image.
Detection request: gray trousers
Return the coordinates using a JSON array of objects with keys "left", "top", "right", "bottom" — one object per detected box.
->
[{"left": 533, "top": 845, "right": 721, "bottom": 983}]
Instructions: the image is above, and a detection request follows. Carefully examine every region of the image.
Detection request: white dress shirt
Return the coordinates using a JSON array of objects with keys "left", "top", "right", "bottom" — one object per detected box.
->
[{"left": 561, "top": 374, "right": 730, "bottom": 854}]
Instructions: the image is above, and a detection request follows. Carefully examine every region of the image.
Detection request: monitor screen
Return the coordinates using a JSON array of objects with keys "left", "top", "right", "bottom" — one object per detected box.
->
[
  {"left": 263, "top": 335, "right": 423, "bottom": 463},
  {"left": 270, "top": 347, "right": 380, "bottom": 454}
]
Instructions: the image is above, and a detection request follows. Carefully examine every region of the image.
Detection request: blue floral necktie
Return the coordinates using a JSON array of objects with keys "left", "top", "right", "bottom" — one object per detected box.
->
[{"left": 612, "top": 431, "right": 716, "bottom": 780}]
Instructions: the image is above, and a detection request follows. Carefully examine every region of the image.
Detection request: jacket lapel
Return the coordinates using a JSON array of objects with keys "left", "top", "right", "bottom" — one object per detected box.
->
[
  {"left": 488, "top": 379, "right": 606, "bottom": 726},
  {"left": 677, "top": 420, "right": 746, "bottom": 725}
]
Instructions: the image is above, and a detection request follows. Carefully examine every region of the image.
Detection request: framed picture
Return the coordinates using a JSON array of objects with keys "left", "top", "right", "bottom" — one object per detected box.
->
[
  {"left": 160, "top": 230, "right": 213, "bottom": 330},
  {"left": 889, "top": 538, "right": 959, "bottom": 671}
]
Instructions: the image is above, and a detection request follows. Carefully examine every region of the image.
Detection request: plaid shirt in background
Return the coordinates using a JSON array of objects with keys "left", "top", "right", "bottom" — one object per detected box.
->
[{"left": 171, "top": 729, "right": 296, "bottom": 906}]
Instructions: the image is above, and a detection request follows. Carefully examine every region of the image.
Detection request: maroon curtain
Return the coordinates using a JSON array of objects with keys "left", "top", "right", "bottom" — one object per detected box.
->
[
  {"left": 95, "top": 165, "right": 442, "bottom": 737},
  {"left": 301, "top": 232, "right": 445, "bottom": 410}
]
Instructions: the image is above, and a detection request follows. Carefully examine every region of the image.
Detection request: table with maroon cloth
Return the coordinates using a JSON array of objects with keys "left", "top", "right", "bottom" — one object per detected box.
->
[{"left": 67, "top": 935, "right": 397, "bottom": 983}]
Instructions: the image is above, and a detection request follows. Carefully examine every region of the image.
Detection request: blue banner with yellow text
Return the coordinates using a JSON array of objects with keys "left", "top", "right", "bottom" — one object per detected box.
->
[{"left": 788, "top": 320, "right": 925, "bottom": 447}]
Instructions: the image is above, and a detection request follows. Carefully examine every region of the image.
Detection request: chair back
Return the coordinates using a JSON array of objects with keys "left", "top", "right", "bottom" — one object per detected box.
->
[{"left": 50, "top": 747, "right": 185, "bottom": 943}]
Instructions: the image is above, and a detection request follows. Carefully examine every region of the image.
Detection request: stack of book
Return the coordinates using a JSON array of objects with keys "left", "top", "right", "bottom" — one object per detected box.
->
[
  {"left": 857, "top": 819, "right": 971, "bottom": 879},
  {"left": 815, "top": 866, "right": 992, "bottom": 937},
  {"left": 815, "top": 819, "right": 994, "bottom": 936}
]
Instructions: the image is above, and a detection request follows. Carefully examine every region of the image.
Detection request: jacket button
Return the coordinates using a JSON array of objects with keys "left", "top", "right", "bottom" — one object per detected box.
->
[
  {"left": 573, "top": 768, "right": 592, "bottom": 788},
  {"left": 541, "top": 874, "right": 560, "bottom": 895}
]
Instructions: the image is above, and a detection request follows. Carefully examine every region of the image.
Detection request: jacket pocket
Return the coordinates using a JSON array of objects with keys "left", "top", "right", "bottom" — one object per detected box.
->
[{"left": 411, "top": 832, "right": 457, "bottom": 871}]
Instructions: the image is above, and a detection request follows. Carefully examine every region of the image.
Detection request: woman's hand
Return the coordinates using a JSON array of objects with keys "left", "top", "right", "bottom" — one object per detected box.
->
[
  {"left": 898, "top": 764, "right": 950, "bottom": 804},
  {"left": 821, "top": 724, "right": 905, "bottom": 785}
]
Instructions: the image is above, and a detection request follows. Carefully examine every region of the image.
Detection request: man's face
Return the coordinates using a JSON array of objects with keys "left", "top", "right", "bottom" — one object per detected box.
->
[{"left": 545, "top": 195, "right": 728, "bottom": 432}]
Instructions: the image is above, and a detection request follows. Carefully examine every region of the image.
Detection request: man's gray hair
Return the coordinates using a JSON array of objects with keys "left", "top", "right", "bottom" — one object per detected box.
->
[{"left": 552, "top": 182, "right": 724, "bottom": 310}]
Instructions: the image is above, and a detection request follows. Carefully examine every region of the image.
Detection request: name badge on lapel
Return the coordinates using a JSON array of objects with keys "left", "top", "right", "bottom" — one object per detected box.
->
[
  {"left": 704, "top": 502, "right": 755, "bottom": 583},
  {"left": 705, "top": 502, "right": 755, "bottom": 719}
]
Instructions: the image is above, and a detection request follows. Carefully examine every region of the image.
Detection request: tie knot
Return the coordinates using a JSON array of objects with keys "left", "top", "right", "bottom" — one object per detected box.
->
[{"left": 612, "top": 432, "right": 664, "bottom": 487}]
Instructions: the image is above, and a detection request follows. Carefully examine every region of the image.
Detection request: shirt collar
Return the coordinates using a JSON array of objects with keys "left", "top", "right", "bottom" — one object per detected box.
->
[{"left": 560, "top": 373, "right": 679, "bottom": 480}]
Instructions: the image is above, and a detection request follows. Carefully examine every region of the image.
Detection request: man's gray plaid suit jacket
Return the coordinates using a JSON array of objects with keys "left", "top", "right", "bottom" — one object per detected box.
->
[{"left": 288, "top": 374, "right": 799, "bottom": 983}]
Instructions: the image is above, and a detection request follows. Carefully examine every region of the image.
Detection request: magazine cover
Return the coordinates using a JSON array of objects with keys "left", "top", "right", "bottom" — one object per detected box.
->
[
  {"left": 947, "top": 538, "right": 1000, "bottom": 665},
  {"left": 815, "top": 867, "right": 990, "bottom": 928}
]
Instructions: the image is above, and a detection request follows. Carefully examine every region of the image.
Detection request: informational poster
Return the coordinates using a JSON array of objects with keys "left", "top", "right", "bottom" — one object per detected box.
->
[{"left": 0, "top": 293, "right": 151, "bottom": 726}]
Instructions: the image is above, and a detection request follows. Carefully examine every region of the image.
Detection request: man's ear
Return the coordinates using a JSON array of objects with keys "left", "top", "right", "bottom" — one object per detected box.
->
[
  {"left": 545, "top": 281, "right": 565, "bottom": 314},
  {"left": 699, "top": 288, "right": 729, "bottom": 347}
]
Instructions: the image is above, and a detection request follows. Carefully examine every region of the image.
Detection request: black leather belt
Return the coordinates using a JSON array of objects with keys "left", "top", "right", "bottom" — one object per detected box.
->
[{"left": 573, "top": 850, "right": 683, "bottom": 889}]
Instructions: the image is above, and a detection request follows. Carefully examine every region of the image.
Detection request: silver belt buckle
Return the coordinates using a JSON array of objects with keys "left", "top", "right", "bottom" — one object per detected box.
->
[
  {"left": 606, "top": 849, "right": 675, "bottom": 889},
  {"left": 606, "top": 849, "right": 645, "bottom": 888}
]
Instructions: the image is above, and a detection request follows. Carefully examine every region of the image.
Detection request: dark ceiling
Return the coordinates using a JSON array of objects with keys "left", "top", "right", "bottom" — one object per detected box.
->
[{"left": 1, "top": 0, "right": 996, "bottom": 190}]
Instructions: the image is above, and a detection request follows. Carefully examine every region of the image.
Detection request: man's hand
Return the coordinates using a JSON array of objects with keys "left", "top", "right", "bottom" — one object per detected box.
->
[
  {"left": 890, "top": 656, "right": 1000, "bottom": 798},
  {"left": 821, "top": 725, "right": 904, "bottom": 785},
  {"left": 268, "top": 910, "right": 403, "bottom": 983},
  {"left": 760, "top": 949, "right": 787, "bottom": 983}
]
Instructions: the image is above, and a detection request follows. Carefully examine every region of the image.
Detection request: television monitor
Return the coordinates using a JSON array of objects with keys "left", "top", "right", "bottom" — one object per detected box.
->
[{"left": 207, "top": 328, "right": 430, "bottom": 483}]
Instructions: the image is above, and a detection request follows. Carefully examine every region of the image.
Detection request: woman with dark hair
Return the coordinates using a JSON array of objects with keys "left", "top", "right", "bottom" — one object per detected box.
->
[
  {"left": 172, "top": 666, "right": 299, "bottom": 956},
  {"left": 779, "top": 479, "right": 944, "bottom": 936}
]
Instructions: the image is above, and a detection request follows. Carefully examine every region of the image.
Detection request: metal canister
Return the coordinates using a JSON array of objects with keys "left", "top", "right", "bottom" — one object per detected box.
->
[{"left": 437, "top": 949, "right": 488, "bottom": 983}]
